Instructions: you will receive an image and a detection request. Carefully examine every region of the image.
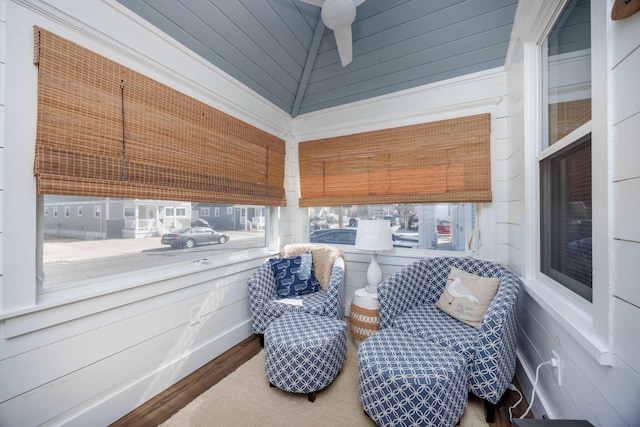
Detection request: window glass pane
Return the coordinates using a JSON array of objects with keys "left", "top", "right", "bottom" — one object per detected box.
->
[
  {"left": 543, "top": 0, "right": 591, "bottom": 148},
  {"left": 42, "top": 196, "right": 268, "bottom": 290},
  {"left": 541, "top": 135, "right": 592, "bottom": 301},
  {"left": 308, "top": 204, "right": 475, "bottom": 252}
]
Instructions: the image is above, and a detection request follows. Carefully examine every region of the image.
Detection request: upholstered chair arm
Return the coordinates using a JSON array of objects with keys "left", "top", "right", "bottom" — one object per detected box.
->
[
  {"left": 378, "top": 259, "right": 443, "bottom": 329},
  {"left": 469, "top": 270, "right": 520, "bottom": 403},
  {"left": 247, "top": 260, "right": 278, "bottom": 334},
  {"left": 323, "top": 256, "right": 345, "bottom": 320}
]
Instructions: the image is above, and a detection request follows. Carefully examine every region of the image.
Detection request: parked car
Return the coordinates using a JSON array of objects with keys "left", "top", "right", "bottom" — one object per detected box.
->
[
  {"left": 392, "top": 233, "right": 419, "bottom": 248},
  {"left": 383, "top": 216, "right": 397, "bottom": 226},
  {"left": 436, "top": 219, "right": 451, "bottom": 235},
  {"left": 348, "top": 217, "right": 358, "bottom": 227},
  {"left": 161, "top": 227, "right": 229, "bottom": 249},
  {"left": 310, "top": 220, "right": 330, "bottom": 231},
  {"left": 310, "top": 228, "right": 417, "bottom": 249},
  {"left": 191, "top": 218, "right": 210, "bottom": 227},
  {"left": 407, "top": 215, "right": 419, "bottom": 230},
  {"left": 310, "top": 228, "right": 357, "bottom": 245}
]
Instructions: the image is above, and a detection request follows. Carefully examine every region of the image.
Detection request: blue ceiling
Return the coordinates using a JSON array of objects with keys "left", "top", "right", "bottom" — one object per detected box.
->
[{"left": 116, "top": 0, "right": 519, "bottom": 118}]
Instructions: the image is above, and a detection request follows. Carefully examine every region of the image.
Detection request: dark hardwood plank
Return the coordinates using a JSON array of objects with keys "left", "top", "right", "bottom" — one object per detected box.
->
[
  {"left": 109, "top": 334, "right": 262, "bottom": 427},
  {"left": 111, "top": 332, "right": 531, "bottom": 426}
]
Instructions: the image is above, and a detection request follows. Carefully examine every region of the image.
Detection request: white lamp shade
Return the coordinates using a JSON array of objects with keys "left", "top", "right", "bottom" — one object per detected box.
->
[{"left": 355, "top": 220, "right": 394, "bottom": 252}]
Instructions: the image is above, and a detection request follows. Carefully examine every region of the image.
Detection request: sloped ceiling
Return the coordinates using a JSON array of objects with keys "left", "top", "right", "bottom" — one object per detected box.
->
[{"left": 116, "top": 0, "right": 518, "bottom": 118}]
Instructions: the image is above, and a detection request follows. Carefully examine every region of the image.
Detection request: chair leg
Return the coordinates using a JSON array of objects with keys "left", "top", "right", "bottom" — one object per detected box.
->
[
  {"left": 484, "top": 400, "right": 496, "bottom": 423},
  {"left": 259, "top": 334, "right": 264, "bottom": 347},
  {"left": 307, "top": 391, "right": 317, "bottom": 402}
]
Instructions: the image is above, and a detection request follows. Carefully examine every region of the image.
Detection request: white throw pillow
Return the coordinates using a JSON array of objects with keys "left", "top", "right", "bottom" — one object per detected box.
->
[{"left": 434, "top": 267, "right": 500, "bottom": 328}]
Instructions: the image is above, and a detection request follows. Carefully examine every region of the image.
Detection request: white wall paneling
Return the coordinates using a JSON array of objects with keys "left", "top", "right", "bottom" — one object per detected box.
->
[
  {"left": 505, "top": 1, "right": 640, "bottom": 425},
  {"left": 0, "top": 1, "right": 284, "bottom": 425},
  {"left": 612, "top": 239, "right": 640, "bottom": 308},
  {"left": 611, "top": 112, "right": 640, "bottom": 182}
]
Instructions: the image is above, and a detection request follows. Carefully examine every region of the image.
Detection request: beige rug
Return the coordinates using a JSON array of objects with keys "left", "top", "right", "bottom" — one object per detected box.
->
[{"left": 162, "top": 332, "right": 489, "bottom": 427}]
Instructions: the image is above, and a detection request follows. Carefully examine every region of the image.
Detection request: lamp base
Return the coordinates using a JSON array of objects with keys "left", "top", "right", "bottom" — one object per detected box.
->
[{"left": 364, "top": 252, "right": 382, "bottom": 295}]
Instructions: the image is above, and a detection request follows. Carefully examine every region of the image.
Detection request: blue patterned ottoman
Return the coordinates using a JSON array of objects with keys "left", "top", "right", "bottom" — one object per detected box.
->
[
  {"left": 358, "top": 328, "right": 468, "bottom": 427},
  {"left": 264, "top": 311, "right": 347, "bottom": 402}
]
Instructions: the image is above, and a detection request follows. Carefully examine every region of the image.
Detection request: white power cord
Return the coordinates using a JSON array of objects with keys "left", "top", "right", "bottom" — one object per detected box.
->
[
  {"left": 520, "top": 360, "right": 553, "bottom": 419},
  {"left": 507, "top": 383, "right": 523, "bottom": 421}
]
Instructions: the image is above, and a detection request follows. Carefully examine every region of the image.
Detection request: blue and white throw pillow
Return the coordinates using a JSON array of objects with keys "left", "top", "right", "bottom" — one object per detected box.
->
[{"left": 269, "top": 252, "right": 321, "bottom": 298}]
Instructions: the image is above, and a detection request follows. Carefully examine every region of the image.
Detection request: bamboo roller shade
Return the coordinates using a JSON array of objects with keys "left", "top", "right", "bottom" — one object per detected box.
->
[
  {"left": 32, "top": 27, "right": 286, "bottom": 206},
  {"left": 298, "top": 113, "right": 492, "bottom": 207},
  {"left": 548, "top": 99, "right": 591, "bottom": 146}
]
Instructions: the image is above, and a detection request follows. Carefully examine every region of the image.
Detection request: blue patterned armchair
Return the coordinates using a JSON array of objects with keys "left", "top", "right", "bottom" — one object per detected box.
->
[
  {"left": 248, "top": 244, "right": 345, "bottom": 346},
  {"left": 377, "top": 256, "right": 519, "bottom": 421}
]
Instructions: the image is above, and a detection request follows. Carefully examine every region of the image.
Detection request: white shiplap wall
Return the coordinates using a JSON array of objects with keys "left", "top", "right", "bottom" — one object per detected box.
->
[
  {"left": 506, "top": 1, "right": 640, "bottom": 425},
  {"left": 0, "top": 1, "right": 287, "bottom": 425},
  {"left": 609, "top": 0, "right": 640, "bottom": 381}
]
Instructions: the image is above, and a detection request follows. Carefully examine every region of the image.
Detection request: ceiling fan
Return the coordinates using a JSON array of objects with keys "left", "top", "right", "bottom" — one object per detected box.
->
[{"left": 300, "top": 0, "right": 365, "bottom": 67}]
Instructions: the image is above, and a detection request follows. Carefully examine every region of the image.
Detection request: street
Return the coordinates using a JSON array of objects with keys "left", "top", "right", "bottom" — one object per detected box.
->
[{"left": 43, "top": 232, "right": 264, "bottom": 287}]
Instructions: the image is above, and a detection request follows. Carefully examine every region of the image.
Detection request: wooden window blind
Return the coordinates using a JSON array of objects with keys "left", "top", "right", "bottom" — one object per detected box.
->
[
  {"left": 32, "top": 27, "right": 286, "bottom": 206},
  {"left": 298, "top": 113, "right": 492, "bottom": 207}
]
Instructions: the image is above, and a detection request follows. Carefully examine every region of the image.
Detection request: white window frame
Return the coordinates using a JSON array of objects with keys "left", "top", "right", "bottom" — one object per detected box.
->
[
  {"left": 77, "top": 206, "right": 83, "bottom": 216},
  {"left": 64, "top": 206, "right": 70, "bottom": 218},
  {"left": 521, "top": 0, "right": 611, "bottom": 364},
  {"left": 200, "top": 207, "right": 210, "bottom": 217},
  {"left": 227, "top": 207, "right": 233, "bottom": 215},
  {"left": 53, "top": 206, "right": 58, "bottom": 218},
  {"left": 215, "top": 207, "right": 220, "bottom": 217}
]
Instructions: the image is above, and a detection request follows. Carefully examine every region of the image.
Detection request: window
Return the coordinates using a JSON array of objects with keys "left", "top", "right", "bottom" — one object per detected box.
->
[
  {"left": 42, "top": 196, "right": 269, "bottom": 290},
  {"left": 227, "top": 207, "right": 233, "bottom": 215},
  {"left": 541, "top": 135, "right": 592, "bottom": 300},
  {"left": 64, "top": 206, "right": 70, "bottom": 218},
  {"left": 77, "top": 206, "right": 83, "bottom": 216},
  {"left": 44, "top": 206, "right": 49, "bottom": 216},
  {"left": 539, "top": 0, "right": 592, "bottom": 301},
  {"left": 309, "top": 203, "right": 475, "bottom": 252},
  {"left": 32, "top": 28, "right": 283, "bottom": 293},
  {"left": 200, "top": 207, "right": 210, "bottom": 217},
  {"left": 215, "top": 207, "right": 220, "bottom": 217}
]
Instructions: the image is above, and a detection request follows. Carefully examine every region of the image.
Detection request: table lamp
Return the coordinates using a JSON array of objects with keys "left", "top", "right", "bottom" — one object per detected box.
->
[{"left": 355, "top": 219, "right": 394, "bottom": 294}]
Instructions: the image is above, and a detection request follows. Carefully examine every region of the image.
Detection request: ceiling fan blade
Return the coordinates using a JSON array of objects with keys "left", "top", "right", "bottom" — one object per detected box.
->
[
  {"left": 333, "top": 25, "right": 353, "bottom": 67},
  {"left": 298, "top": 0, "right": 323, "bottom": 6}
]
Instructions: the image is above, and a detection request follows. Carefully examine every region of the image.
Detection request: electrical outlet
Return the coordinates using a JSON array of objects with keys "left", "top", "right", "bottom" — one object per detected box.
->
[
  {"left": 551, "top": 350, "right": 561, "bottom": 386},
  {"left": 189, "top": 305, "right": 201, "bottom": 326}
]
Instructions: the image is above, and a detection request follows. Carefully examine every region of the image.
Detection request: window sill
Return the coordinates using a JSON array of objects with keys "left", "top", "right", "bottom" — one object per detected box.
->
[
  {"left": 0, "top": 247, "right": 277, "bottom": 338},
  {"left": 519, "top": 276, "right": 614, "bottom": 366}
]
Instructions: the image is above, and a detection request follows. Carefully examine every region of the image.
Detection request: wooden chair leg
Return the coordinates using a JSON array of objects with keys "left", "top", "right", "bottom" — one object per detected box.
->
[
  {"left": 485, "top": 400, "right": 496, "bottom": 423},
  {"left": 307, "top": 391, "right": 317, "bottom": 402}
]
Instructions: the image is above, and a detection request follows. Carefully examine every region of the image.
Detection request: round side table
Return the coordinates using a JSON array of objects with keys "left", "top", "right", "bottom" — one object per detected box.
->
[{"left": 349, "top": 288, "right": 380, "bottom": 347}]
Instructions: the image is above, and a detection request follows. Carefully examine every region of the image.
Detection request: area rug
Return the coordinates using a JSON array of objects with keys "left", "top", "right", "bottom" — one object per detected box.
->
[{"left": 162, "top": 333, "right": 489, "bottom": 427}]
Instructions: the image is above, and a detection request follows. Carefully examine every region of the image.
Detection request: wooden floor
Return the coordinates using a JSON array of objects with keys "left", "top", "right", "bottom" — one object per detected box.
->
[{"left": 111, "top": 333, "right": 532, "bottom": 426}]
